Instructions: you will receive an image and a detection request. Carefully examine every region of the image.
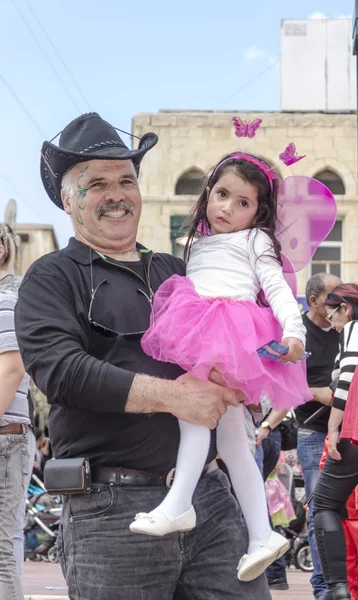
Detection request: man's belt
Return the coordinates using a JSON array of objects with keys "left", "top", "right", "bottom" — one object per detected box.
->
[
  {"left": 0, "top": 423, "right": 28, "bottom": 435},
  {"left": 91, "top": 459, "right": 218, "bottom": 489}
]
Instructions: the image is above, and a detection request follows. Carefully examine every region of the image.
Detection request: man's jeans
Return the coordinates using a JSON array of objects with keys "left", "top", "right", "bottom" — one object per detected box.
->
[
  {"left": 297, "top": 428, "right": 327, "bottom": 599},
  {"left": 0, "top": 431, "right": 29, "bottom": 600},
  {"left": 59, "top": 468, "right": 271, "bottom": 600},
  {"left": 255, "top": 429, "right": 287, "bottom": 583},
  {"left": 13, "top": 427, "right": 36, "bottom": 576},
  {"left": 262, "top": 430, "right": 287, "bottom": 583}
]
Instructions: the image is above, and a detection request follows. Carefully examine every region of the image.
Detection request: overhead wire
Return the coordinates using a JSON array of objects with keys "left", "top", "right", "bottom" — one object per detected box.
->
[
  {"left": 0, "top": 172, "right": 44, "bottom": 222},
  {"left": 0, "top": 73, "right": 48, "bottom": 138},
  {"left": 25, "top": 0, "right": 92, "bottom": 111},
  {"left": 219, "top": 58, "right": 280, "bottom": 108},
  {"left": 12, "top": 0, "right": 83, "bottom": 113}
]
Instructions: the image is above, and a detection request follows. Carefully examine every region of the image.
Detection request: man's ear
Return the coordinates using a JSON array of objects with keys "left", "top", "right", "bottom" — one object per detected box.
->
[
  {"left": 309, "top": 294, "right": 317, "bottom": 308},
  {"left": 61, "top": 190, "right": 72, "bottom": 216}
]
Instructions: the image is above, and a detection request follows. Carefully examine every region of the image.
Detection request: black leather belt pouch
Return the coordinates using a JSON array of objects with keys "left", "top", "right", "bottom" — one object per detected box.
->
[{"left": 44, "top": 457, "right": 92, "bottom": 495}]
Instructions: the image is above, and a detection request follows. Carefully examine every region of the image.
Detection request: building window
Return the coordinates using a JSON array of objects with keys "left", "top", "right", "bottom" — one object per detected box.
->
[
  {"left": 18, "top": 233, "right": 29, "bottom": 243},
  {"left": 170, "top": 215, "right": 188, "bottom": 259},
  {"left": 175, "top": 168, "right": 205, "bottom": 195},
  {"left": 313, "top": 170, "right": 345, "bottom": 195},
  {"left": 310, "top": 220, "right": 343, "bottom": 278}
]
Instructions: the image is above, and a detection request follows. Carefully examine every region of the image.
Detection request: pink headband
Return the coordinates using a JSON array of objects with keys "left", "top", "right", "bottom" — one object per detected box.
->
[{"left": 213, "top": 152, "right": 278, "bottom": 191}]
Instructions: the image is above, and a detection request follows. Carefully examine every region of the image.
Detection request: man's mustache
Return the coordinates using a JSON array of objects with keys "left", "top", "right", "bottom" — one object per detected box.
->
[{"left": 97, "top": 201, "right": 134, "bottom": 217}]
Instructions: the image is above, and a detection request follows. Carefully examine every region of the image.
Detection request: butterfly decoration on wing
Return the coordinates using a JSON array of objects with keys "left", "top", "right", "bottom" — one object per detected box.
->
[
  {"left": 232, "top": 117, "right": 262, "bottom": 139},
  {"left": 279, "top": 143, "right": 306, "bottom": 166}
]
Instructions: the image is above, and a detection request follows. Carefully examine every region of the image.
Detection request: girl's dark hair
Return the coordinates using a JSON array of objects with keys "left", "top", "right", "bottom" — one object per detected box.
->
[
  {"left": 183, "top": 153, "right": 282, "bottom": 264},
  {"left": 325, "top": 283, "right": 358, "bottom": 321}
]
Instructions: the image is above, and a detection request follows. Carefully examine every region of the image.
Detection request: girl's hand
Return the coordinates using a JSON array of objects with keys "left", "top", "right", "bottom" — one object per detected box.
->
[
  {"left": 328, "top": 430, "right": 342, "bottom": 461},
  {"left": 280, "top": 338, "right": 305, "bottom": 362}
]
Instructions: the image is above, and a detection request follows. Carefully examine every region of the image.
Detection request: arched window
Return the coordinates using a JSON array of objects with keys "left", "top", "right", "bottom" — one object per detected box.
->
[
  {"left": 175, "top": 168, "right": 205, "bottom": 195},
  {"left": 313, "top": 169, "right": 345, "bottom": 195}
]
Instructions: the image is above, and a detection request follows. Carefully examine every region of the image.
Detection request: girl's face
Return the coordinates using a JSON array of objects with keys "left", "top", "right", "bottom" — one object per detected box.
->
[
  {"left": 325, "top": 302, "right": 351, "bottom": 332},
  {"left": 206, "top": 170, "right": 259, "bottom": 235}
]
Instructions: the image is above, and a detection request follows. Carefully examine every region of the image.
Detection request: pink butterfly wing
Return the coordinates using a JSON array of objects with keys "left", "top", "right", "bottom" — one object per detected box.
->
[
  {"left": 233, "top": 117, "right": 246, "bottom": 137},
  {"left": 246, "top": 118, "right": 263, "bottom": 138},
  {"left": 276, "top": 176, "right": 337, "bottom": 274},
  {"left": 281, "top": 255, "right": 297, "bottom": 298}
]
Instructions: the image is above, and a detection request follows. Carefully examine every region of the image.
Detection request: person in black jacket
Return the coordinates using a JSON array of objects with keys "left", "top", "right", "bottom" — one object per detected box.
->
[
  {"left": 14, "top": 113, "right": 270, "bottom": 600},
  {"left": 313, "top": 284, "right": 358, "bottom": 600},
  {"left": 295, "top": 273, "right": 341, "bottom": 600}
]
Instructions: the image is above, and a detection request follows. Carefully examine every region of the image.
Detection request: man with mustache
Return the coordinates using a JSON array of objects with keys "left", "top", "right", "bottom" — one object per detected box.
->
[{"left": 14, "top": 113, "right": 271, "bottom": 600}]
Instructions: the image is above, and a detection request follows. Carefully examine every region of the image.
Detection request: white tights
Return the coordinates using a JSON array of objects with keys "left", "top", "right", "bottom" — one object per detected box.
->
[{"left": 157, "top": 404, "right": 272, "bottom": 552}]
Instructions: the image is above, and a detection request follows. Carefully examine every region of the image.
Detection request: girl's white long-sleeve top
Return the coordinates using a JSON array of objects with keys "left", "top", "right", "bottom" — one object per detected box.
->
[{"left": 186, "top": 229, "right": 306, "bottom": 345}]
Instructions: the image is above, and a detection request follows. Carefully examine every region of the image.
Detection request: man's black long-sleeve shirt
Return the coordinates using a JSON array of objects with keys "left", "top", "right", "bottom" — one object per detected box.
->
[
  {"left": 15, "top": 237, "right": 217, "bottom": 470},
  {"left": 295, "top": 312, "right": 339, "bottom": 433}
]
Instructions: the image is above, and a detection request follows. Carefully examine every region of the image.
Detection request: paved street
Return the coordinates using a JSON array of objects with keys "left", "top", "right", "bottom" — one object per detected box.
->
[{"left": 23, "top": 561, "right": 316, "bottom": 599}]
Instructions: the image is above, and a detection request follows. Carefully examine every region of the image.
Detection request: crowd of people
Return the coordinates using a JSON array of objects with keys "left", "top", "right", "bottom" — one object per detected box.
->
[{"left": 0, "top": 111, "right": 357, "bottom": 600}]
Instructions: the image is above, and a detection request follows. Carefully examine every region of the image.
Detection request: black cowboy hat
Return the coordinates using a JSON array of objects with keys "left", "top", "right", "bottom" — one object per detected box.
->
[{"left": 41, "top": 112, "right": 158, "bottom": 209}]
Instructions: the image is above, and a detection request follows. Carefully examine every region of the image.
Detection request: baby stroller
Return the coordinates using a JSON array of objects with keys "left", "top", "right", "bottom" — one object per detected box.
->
[
  {"left": 24, "top": 472, "right": 62, "bottom": 563},
  {"left": 273, "top": 463, "right": 313, "bottom": 572}
]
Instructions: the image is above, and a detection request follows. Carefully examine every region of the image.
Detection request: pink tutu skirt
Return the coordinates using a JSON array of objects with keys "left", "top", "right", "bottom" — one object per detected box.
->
[{"left": 141, "top": 275, "right": 311, "bottom": 409}]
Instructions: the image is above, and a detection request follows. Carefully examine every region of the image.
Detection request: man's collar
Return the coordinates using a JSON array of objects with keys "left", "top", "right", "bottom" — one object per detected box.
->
[{"left": 62, "top": 237, "right": 152, "bottom": 266}]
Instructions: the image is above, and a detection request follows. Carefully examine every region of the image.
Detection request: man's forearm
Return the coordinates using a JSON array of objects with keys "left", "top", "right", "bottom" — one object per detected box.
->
[
  {"left": 125, "top": 373, "right": 176, "bottom": 414},
  {"left": 267, "top": 408, "right": 288, "bottom": 429},
  {"left": 0, "top": 352, "right": 25, "bottom": 418},
  {"left": 309, "top": 386, "right": 332, "bottom": 405}
]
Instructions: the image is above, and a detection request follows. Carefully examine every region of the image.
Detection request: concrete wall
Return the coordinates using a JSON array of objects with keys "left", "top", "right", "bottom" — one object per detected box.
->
[{"left": 281, "top": 19, "right": 356, "bottom": 111}]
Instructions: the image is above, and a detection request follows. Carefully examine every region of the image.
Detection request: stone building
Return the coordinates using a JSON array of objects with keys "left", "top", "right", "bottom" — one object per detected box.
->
[
  {"left": 15, "top": 222, "right": 59, "bottom": 275},
  {"left": 133, "top": 109, "right": 357, "bottom": 294},
  {"left": 2, "top": 199, "right": 59, "bottom": 276}
]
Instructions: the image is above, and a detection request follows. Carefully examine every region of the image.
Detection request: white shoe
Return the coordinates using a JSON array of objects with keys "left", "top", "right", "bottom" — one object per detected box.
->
[
  {"left": 237, "top": 531, "right": 290, "bottom": 582},
  {"left": 129, "top": 505, "right": 196, "bottom": 537}
]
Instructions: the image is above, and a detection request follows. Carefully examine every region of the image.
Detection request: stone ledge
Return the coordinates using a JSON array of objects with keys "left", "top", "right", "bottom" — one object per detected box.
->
[{"left": 25, "top": 596, "right": 68, "bottom": 600}]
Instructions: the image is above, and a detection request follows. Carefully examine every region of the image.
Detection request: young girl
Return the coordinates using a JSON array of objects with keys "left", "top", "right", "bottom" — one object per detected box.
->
[{"left": 130, "top": 151, "right": 312, "bottom": 581}]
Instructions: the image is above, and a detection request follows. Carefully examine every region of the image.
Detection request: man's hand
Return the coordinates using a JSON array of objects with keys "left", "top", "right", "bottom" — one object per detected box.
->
[
  {"left": 309, "top": 387, "right": 333, "bottom": 406},
  {"left": 255, "top": 426, "right": 270, "bottom": 448},
  {"left": 280, "top": 338, "right": 305, "bottom": 363},
  {"left": 170, "top": 373, "right": 242, "bottom": 429},
  {"left": 208, "top": 368, "right": 244, "bottom": 402},
  {"left": 126, "top": 371, "right": 241, "bottom": 428},
  {"left": 42, "top": 438, "right": 51, "bottom": 456}
]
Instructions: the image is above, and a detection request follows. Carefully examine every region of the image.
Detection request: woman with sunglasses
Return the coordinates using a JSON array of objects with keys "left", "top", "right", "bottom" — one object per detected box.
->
[{"left": 313, "top": 283, "right": 358, "bottom": 600}]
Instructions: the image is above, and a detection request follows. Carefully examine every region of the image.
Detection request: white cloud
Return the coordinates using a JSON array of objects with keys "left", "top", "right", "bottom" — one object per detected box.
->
[
  {"left": 244, "top": 45, "right": 277, "bottom": 66},
  {"left": 308, "top": 12, "right": 327, "bottom": 19},
  {"left": 308, "top": 11, "right": 352, "bottom": 20},
  {"left": 244, "top": 45, "right": 266, "bottom": 61}
]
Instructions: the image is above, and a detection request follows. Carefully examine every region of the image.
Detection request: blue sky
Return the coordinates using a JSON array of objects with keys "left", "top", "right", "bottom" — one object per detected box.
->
[{"left": 0, "top": 0, "right": 354, "bottom": 248}]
